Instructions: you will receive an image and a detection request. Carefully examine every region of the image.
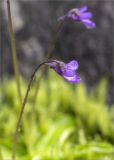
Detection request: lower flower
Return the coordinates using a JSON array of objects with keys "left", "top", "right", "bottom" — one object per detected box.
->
[{"left": 46, "top": 60, "right": 81, "bottom": 84}]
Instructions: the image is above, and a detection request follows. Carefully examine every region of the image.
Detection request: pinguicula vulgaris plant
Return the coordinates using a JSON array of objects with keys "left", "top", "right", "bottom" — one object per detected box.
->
[
  {"left": 7, "top": 2, "right": 96, "bottom": 160},
  {"left": 33, "top": 5, "right": 96, "bottom": 105}
]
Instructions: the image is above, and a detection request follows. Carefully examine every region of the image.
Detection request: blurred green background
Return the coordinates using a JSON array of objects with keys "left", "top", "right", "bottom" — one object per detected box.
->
[{"left": 0, "top": 0, "right": 114, "bottom": 160}]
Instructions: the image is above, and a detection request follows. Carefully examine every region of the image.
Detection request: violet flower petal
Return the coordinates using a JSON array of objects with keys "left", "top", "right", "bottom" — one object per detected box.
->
[
  {"left": 80, "top": 12, "right": 93, "bottom": 19},
  {"left": 65, "top": 60, "right": 79, "bottom": 70},
  {"left": 63, "top": 74, "right": 81, "bottom": 84},
  {"left": 63, "top": 68, "right": 76, "bottom": 77},
  {"left": 81, "top": 19, "right": 96, "bottom": 29}
]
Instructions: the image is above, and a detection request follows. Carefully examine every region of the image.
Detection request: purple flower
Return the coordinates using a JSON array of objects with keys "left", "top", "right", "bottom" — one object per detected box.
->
[
  {"left": 46, "top": 60, "right": 81, "bottom": 84},
  {"left": 58, "top": 6, "right": 96, "bottom": 29}
]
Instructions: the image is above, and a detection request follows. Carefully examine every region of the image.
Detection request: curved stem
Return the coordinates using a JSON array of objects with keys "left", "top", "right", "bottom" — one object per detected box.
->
[
  {"left": 7, "top": 0, "right": 22, "bottom": 104},
  {"left": 33, "top": 21, "right": 65, "bottom": 107},
  {"left": 12, "top": 61, "right": 50, "bottom": 160}
]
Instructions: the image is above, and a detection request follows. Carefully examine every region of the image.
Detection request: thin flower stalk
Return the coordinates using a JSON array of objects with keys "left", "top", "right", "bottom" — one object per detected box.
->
[
  {"left": 12, "top": 61, "right": 48, "bottom": 160},
  {"left": 7, "top": 0, "right": 22, "bottom": 103}
]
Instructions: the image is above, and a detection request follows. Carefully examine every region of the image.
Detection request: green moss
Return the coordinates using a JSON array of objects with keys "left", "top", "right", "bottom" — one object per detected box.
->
[{"left": 0, "top": 72, "right": 114, "bottom": 159}]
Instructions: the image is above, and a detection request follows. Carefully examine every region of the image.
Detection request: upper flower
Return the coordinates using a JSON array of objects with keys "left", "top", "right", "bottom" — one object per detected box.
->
[
  {"left": 46, "top": 60, "right": 81, "bottom": 84},
  {"left": 58, "top": 6, "right": 96, "bottom": 29}
]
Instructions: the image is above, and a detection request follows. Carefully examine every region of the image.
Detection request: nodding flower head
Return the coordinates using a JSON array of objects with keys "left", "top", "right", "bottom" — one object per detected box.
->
[
  {"left": 46, "top": 60, "right": 81, "bottom": 84},
  {"left": 58, "top": 6, "right": 96, "bottom": 29}
]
